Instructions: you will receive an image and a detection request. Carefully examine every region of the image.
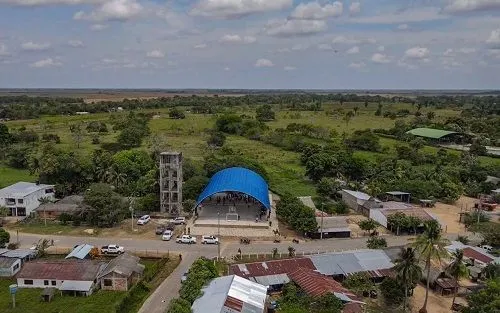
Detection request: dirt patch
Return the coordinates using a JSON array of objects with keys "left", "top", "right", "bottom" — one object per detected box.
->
[
  {"left": 427, "top": 196, "right": 479, "bottom": 234},
  {"left": 410, "top": 284, "right": 466, "bottom": 313}
]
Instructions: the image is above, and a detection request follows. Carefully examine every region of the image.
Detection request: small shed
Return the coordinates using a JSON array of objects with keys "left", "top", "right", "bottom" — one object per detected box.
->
[
  {"left": 98, "top": 253, "right": 144, "bottom": 291},
  {"left": 66, "top": 244, "right": 94, "bottom": 260},
  {"left": 0, "top": 257, "right": 22, "bottom": 277},
  {"left": 435, "top": 278, "right": 458, "bottom": 296},
  {"left": 41, "top": 287, "right": 56, "bottom": 302},
  {"left": 34, "top": 195, "right": 84, "bottom": 220},
  {"left": 385, "top": 191, "right": 411, "bottom": 203},
  {"left": 0, "top": 248, "right": 37, "bottom": 264},
  {"left": 312, "top": 216, "right": 351, "bottom": 239}
]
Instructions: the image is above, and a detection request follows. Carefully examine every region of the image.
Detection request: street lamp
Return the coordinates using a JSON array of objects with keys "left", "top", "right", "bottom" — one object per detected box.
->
[
  {"left": 217, "top": 209, "right": 221, "bottom": 261},
  {"left": 129, "top": 197, "right": 135, "bottom": 232}
]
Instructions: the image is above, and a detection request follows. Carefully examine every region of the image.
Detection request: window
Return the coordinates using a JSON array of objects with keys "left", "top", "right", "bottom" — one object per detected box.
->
[
  {"left": 16, "top": 207, "right": 26, "bottom": 216},
  {"left": 13, "top": 264, "right": 19, "bottom": 271},
  {"left": 17, "top": 199, "right": 24, "bottom": 204},
  {"left": 6, "top": 198, "right": 15, "bottom": 205},
  {"left": 51, "top": 281, "right": 56, "bottom": 286},
  {"left": 44, "top": 280, "right": 49, "bottom": 286},
  {"left": 103, "top": 279, "right": 113, "bottom": 287},
  {"left": 24, "top": 280, "right": 33, "bottom": 285},
  {"left": 45, "top": 188, "right": 54, "bottom": 194}
]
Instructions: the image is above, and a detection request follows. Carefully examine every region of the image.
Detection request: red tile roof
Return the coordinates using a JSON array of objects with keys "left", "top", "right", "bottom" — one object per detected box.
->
[
  {"left": 224, "top": 296, "right": 243, "bottom": 312},
  {"left": 17, "top": 260, "right": 104, "bottom": 281},
  {"left": 230, "top": 257, "right": 316, "bottom": 278},
  {"left": 288, "top": 267, "right": 358, "bottom": 299},
  {"left": 463, "top": 247, "right": 494, "bottom": 264}
]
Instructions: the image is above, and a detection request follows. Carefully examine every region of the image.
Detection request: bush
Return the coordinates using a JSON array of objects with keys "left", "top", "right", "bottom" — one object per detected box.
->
[
  {"left": 380, "top": 277, "right": 405, "bottom": 306},
  {"left": 367, "top": 236, "right": 387, "bottom": 249},
  {"left": 0, "top": 228, "right": 10, "bottom": 247},
  {"left": 58, "top": 213, "right": 72, "bottom": 225},
  {"left": 342, "top": 272, "right": 373, "bottom": 294}
]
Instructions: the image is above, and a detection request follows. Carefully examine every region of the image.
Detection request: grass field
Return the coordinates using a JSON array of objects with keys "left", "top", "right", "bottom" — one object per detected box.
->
[
  {"left": 0, "top": 165, "right": 36, "bottom": 188},
  {"left": 0, "top": 279, "right": 126, "bottom": 313}
]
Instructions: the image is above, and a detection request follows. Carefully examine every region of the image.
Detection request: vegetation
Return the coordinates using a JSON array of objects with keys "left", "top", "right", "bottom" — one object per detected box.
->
[
  {"left": 0, "top": 227, "right": 10, "bottom": 247},
  {"left": 445, "top": 249, "right": 468, "bottom": 307},
  {"left": 366, "top": 236, "right": 387, "bottom": 249},
  {"left": 278, "top": 283, "right": 344, "bottom": 313},
  {"left": 393, "top": 247, "right": 422, "bottom": 312},
  {"left": 276, "top": 194, "right": 318, "bottom": 235},
  {"left": 341, "top": 272, "right": 374, "bottom": 294},
  {"left": 463, "top": 278, "right": 500, "bottom": 313},
  {"left": 380, "top": 277, "right": 406, "bottom": 306},
  {"left": 412, "top": 220, "right": 450, "bottom": 313}
]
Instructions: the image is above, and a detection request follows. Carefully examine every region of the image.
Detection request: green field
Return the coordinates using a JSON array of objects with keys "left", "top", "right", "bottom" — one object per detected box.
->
[
  {"left": 0, "top": 279, "right": 126, "bottom": 313},
  {"left": 1, "top": 102, "right": 498, "bottom": 195}
]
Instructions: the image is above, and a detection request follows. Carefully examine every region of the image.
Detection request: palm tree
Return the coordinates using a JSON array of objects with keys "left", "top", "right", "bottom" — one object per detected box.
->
[
  {"left": 483, "top": 263, "right": 500, "bottom": 279},
  {"left": 394, "top": 247, "right": 422, "bottom": 312},
  {"left": 412, "top": 220, "right": 450, "bottom": 313},
  {"left": 445, "top": 249, "right": 468, "bottom": 307}
]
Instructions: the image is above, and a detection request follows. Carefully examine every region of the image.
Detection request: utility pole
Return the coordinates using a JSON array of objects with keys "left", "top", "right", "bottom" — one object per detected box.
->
[
  {"left": 129, "top": 197, "right": 135, "bottom": 232},
  {"left": 320, "top": 204, "right": 324, "bottom": 240},
  {"left": 217, "top": 209, "right": 221, "bottom": 261}
]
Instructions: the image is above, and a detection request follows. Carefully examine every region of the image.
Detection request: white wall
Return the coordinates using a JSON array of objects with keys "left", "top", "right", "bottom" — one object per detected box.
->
[
  {"left": 17, "top": 278, "right": 63, "bottom": 289},
  {"left": 0, "top": 187, "right": 55, "bottom": 217},
  {"left": 0, "top": 259, "right": 22, "bottom": 277},
  {"left": 341, "top": 192, "right": 358, "bottom": 210},
  {"left": 369, "top": 209, "right": 388, "bottom": 228}
]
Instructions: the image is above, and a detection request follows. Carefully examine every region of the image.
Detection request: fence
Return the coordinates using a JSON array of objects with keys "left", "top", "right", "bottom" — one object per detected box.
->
[
  {"left": 228, "top": 248, "right": 368, "bottom": 263},
  {"left": 46, "top": 247, "right": 171, "bottom": 259}
]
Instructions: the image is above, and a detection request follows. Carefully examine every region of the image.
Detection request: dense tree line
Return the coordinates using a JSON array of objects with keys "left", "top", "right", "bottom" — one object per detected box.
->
[{"left": 276, "top": 193, "right": 318, "bottom": 234}]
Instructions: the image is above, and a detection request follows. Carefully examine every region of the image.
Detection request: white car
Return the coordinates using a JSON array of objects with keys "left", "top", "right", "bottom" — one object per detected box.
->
[
  {"left": 176, "top": 235, "right": 196, "bottom": 244},
  {"left": 170, "top": 217, "right": 186, "bottom": 225},
  {"left": 137, "top": 215, "right": 151, "bottom": 225},
  {"left": 101, "top": 244, "right": 125, "bottom": 254},
  {"left": 201, "top": 235, "right": 219, "bottom": 245},
  {"left": 162, "top": 230, "right": 173, "bottom": 241}
]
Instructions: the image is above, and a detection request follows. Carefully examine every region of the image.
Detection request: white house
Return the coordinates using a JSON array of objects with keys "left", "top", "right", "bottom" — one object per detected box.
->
[
  {"left": 16, "top": 260, "right": 105, "bottom": 296},
  {"left": 0, "top": 182, "right": 55, "bottom": 217},
  {"left": 0, "top": 258, "right": 22, "bottom": 277}
]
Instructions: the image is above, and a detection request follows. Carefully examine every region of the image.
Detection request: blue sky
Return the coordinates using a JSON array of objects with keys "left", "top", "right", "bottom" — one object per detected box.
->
[{"left": 0, "top": 0, "right": 499, "bottom": 89}]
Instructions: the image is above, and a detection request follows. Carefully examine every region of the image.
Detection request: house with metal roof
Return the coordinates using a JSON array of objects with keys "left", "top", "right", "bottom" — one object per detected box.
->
[
  {"left": 446, "top": 241, "right": 500, "bottom": 266},
  {"left": 0, "top": 182, "right": 55, "bottom": 217},
  {"left": 16, "top": 260, "right": 106, "bottom": 296},
  {"left": 191, "top": 275, "right": 268, "bottom": 313},
  {"left": 0, "top": 257, "right": 21, "bottom": 277},
  {"left": 0, "top": 248, "right": 37, "bottom": 263},
  {"left": 65, "top": 244, "right": 94, "bottom": 260},
  {"left": 98, "top": 253, "right": 144, "bottom": 291},
  {"left": 341, "top": 190, "right": 380, "bottom": 212},
  {"left": 35, "top": 195, "right": 85, "bottom": 220}
]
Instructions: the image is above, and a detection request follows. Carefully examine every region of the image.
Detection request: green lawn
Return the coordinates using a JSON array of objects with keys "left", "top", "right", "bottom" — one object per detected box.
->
[
  {"left": 0, "top": 279, "right": 126, "bottom": 313},
  {"left": 0, "top": 165, "right": 36, "bottom": 188}
]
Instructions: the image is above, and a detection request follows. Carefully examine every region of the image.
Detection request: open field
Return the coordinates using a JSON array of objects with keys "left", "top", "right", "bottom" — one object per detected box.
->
[{"left": 0, "top": 165, "right": 36, "bottom": 188}]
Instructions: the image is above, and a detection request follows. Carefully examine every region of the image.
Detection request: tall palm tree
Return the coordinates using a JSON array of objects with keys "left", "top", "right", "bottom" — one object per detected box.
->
[
  {"left": 412, "top": 220, "right": 450, "bottom": 313},
  {"left": 394, "top": 247, "right": 422, "bottom": 312},
  {"left": 445, "top": 249, "right": 468, "bottom": 307}
]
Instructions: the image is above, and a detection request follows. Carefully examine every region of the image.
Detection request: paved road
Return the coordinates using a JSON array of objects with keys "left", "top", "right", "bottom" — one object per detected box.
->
[{"left": 138, "top": 252, "right": 198, "bottom": 313}]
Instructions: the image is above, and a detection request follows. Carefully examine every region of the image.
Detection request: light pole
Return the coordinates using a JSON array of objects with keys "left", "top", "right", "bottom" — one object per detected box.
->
[
  {"left": 129, "top": 197, "right": 135, "bottom": 232},
  {"left": 217, "top": 208, "right": 221, "bottom": 261}
]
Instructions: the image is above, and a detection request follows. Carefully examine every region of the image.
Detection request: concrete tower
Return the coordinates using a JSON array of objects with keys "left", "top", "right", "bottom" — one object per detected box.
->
[{"left": 159, "top": 152, "right": 183, "bottom": 214}]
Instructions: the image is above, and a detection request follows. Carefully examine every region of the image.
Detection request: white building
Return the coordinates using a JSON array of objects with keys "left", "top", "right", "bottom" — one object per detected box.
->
[
  {"left": 0, "top": 258, "right": 22, "bottom": 277},
  {"left": 191, "top": 275, "right": 268, "bottom": 313},
  {"left": 0, "top": 182, "right": 55, "bottom": 217}
]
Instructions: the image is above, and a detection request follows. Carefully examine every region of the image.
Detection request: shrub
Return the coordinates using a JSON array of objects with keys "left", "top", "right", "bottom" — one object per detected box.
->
[
  {"left": 58, "top": 212, "right": 72, "bottom": 225},
  {"left": 0, "top": 228, "right": 10, "bottom": 247},
  {"left": 367, "top": 237, "right": 387, "bottom": 249},
  {"left": 380, "top": 277, "right": 405, "bottom": 306},
  {"left": 342, "top": 272, "right": 373, "bottom": 294}
]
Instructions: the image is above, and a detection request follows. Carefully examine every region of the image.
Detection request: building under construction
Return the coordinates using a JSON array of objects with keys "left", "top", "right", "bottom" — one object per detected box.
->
[{"left": 159, "top": 152, "right": 183, "bottom": 214}]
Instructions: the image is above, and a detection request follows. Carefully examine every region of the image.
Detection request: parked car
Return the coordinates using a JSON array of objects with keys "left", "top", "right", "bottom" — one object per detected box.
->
[
  {"left": 169, "top": 217, "right": 186, "bottom": 225},
  {"left": 101, "top": 244, "right": 124, "bottom": 254},
  {"left": 480, "top": 245, "right": 493, "bottom": 252},
  {"left": 137, "top": 215, "right": 151, "bottom": 225},
  {"left": 155, "top": 225, "right": 166, "bottom": 235},
  {"left": 162, "top": 230, "right": 173, "bottom": 241},
  {"left": 176, "top": 235, "right": 196, "bottom": 244},
  {"left": 201, "top": 235, "right": 219, "bottom": 244},
  {"left": 181, "top": 272, "right": 188, "bottom": 282}
]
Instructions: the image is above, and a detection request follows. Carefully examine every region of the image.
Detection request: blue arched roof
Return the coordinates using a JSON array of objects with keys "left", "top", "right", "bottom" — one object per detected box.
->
[{"left": 196, "top": 167, "right": 271, "bottom": 209}]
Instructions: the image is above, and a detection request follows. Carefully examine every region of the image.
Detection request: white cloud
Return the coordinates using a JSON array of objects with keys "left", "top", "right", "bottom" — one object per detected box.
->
[
  {"left": 255, "top": 58, "right": 274, "bottom": 67},
  {"left": 350, "top": 7, "right": 447, "bottom": 24},
  {"left": 346, "top": 46, "right": 359, "bottom": 54},
  {"left": 486, "top": 29, "right": 500, "bottom": 48},
  {"left": 349, "top": 62, "right": 365, "bottom": 68},
  {"left": 377, "top": 45, "right": 385, "bottom": 52},
  {"left": 404, "top": 47, "right": 430, "bottom": 59},
  {"left": 68, "top": 40, "right": 84, "bottom": 47},
  {"left": 459, "top": 48, "right": 476, "bottom": 54},
  {"left": 398, "top": 60, "right": 418, "bottom": 70},
  {"left": 371, "top": 53, "right": 390, "bottom": 63},
  {"left": 290, "top": 1, "right": 343, "bottom": 20},
  {"left": 331, "top": 35, "right": 376, "bottom": 45},
  {"left": 444, "top": 0, "right": 500, "bottom": 14},
  {"left": 90, "top": 24, "right": 108, "bottom": 31},
  {"left": 147, "top": 50, "right": 165, "bottom": 58},
  {"left": 318, "top": 43, "right": 333, "bottom": 50},
  {"left": 443, "top": 48, "right": 455, "bottom": 57},
  {"left": 190, "top": 0, "right": 292, "bottom": 18},
  {"left": 73, "top": 0, "right": 142, "bottom": 21},
  {"left": 30, "top": 58, "right": 62, "bottom": 68},
  {"left": 0, "top": 44, "right": 9, "bottom": 56},
  {"left": 397, "top": 24, "right": 409, "bottom": 30},
  {"left": 21, "top": 41, "right": 51, "bottom": 51},
  {"left": 0, "top": 0, "right": 103, "bottom": 6},
  {"left": 194, "top": 43, "right": 207, "bottom": 49},
  {"left": 224, "top": 67, "right": 230, "bottom": 71},
  {"left": 349, "top": 2, "right": 361, "bottom": 15},
  {"left": 284, "top": 66, "right": 296, "bottom": 71},
  {"left": 265, "top": 19, "right": 327, "bottom": 37},
  {"left": 219, "top": 34, "right": 256, "bottom": 43}
]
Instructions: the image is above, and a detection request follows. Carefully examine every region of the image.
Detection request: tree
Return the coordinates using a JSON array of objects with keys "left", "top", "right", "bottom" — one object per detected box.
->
[
  {"left": 406, "top": 216, "right": 423, "bottom": 235},
  {"left": 183, "top": 176, "right": 209, "bottom": 201},
  {"left": 367, "top": 236, "right": 387, "bottom": 249},
  {"left": 483, "top": 263, "right": 500, "bottom": 279},
  {"left": 394, "top": 247, "right": 422, "bottom": 312},
  {"left": 358, "top": 218, "right": 378, "bottom": 235},
  {"left": 256, "top": 104, "right": 276, "bottom": 122},
  {"left": 412, "top": 220, "right": 450, "bottom": 313},
  {"left": 0, "top": 228, "right": 10, "bottom": 247},
  {"left": 272, "top": 247, "right": 278, "bottom": 259},
  {"left": 342, "top": 272, "right": 373, "bottom": 294},
  {"left": 182, "top": 199, "right": 196, "bottom": 215},
  {"left": 169, "top": 108, "right": 186, "bottom": 119},
  {"left": 207, "top": 131, "right": 226, "bottom": 148},
  {"left": 380, "top": 277, "right": 406, "bottom": 306},
  {"left": 469, "top": 141, "right": 487, "bottom": 156},
  {"left": 375, "top": 104, "right": 382, "bottom": 116},
  {"left": 0, "top": 123, "right": 12, "bottom": 147},
  {"left": 166, "top": 298, "right": 191, "bottom": 313},
  {"left": 446, "top": 249, "right": 468, "bottom": 307},
  {"left": 69, "top": 122, "right": 85, "bottom": 149},
  {"left": 288, "top": 246, "right": 295, "bottom": 257},
  {"left": 462, "top": 278, "right": 500, "bottom": 313},
  {"left": 215, "top": 114, "right": 243, "bottom": 134},
  {"left": 426, "top": 111, "right": 435, "bottom": 120},
  {"left": 457, "top": 235, "right": 469, "bottom": 245},
  {"left": 84, "top": 183, "right": 128, "bottom": 227},
  {"left": 316, "top": 177, "right": 341, "bottom": 199},
  {"left": 344, "top": 111, "right": 354, "bottom": 129},
  {"left": 387, "top": 212, "right": 407, "bottom": 235},
  {"left": 34, "top": 238, "right": 52, "bottom": 257},
  {"left": 310, "top": 294, "right": 343, "bottom": 313}
]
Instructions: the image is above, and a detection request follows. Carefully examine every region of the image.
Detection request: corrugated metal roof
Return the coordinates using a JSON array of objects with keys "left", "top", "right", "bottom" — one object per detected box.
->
[
  {"left": 65, "top": 244, "right": 94, "bottom": 260},
  {"left": 0, "top": 182, "right": 54, "bottom": 198},
  {"left": 192, "top": 275, "right": 267, "bottom": 313},
  {"left": 196, "top": 167, "right": 271, "bottom": 209},
  {"left": 0, "top": 249, "right": 37, "bottom": 259},
  {"left": 251, "top": 274, "right": 290, "bottom": 286},
  {"left": 309, "top": 250, "right": 394, "bottom": 276},
  {"left": 342, "top": 190, "right": 371, "bottom": 201},
  {"left": 385, "top": 191, "right": 411, "bottom": 196},
  {"left": 406, "top": 128, "right": 457, "bottom": 139},
  {"left": 60, "top": 280, "right": 93, "bottom": 292},
  {"left": 0, "top": 257, "right": 19, "bottom": 267},
  {"left": 230, "top": 258, "right": 316, "bottom": 278},
  {"left": 17, "top": 260, "right": 105, "bottom": 281}
]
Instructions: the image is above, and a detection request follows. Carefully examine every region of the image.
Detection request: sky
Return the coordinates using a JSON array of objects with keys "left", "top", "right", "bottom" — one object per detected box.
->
[{"left": 0, "top": 0, "right": 499, "bottom": 89}]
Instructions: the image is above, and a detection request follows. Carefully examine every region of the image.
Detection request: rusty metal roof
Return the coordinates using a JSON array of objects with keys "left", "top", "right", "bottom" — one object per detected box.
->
[
  {"left": 230, "top": 257, "right": 316, "bottom": 278},
  {"left": 463, "top": 247, "right": 494, "bottom": 264},
  {"left": 17, "top": 260, "right": 105, "bottom": 281},
  {"left": 288, "top": 267, "right": 358, "bottom": 299}
]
